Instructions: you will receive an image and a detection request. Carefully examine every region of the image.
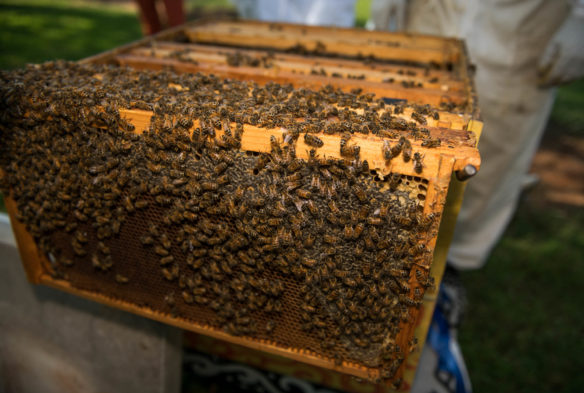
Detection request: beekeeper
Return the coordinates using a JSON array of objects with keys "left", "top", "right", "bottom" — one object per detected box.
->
[
  {"left": 232, "top": 0, "right": 357, "bottom": 27},
  {"left": 371, "top": 0, "right": 584, "bottom": 270}
]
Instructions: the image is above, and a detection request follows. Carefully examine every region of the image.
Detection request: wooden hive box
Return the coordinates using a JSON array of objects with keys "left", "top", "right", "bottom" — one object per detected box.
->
[{"left": 0, "top": 20, "right": 481, "bottom": 390}]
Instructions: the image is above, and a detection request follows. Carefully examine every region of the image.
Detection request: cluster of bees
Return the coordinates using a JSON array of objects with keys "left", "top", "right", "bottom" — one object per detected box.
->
[
  {"left": 285, "top": 41, "right": 328, "bottom": 56},
  {"left": 0, "top": 61, "right": 439, "bottom": 381},
  {"left": 161, "top": 46, "right": 427, "bottom": 92},
  {"left": 225, "top": 51, "right": 275, "bottom": 68},
  {"left": 168, "top": 48, "right": 200, "bottom": 65}
]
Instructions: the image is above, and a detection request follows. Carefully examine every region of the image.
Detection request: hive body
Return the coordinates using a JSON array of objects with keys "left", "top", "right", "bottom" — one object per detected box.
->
[{"left": 0, "top": 20, "right": 480, "bottom": 389}]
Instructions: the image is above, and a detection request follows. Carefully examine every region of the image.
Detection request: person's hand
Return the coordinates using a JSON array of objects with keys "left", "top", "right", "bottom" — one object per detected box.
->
[{"left": 537, "top": 10, "right": 584, "bottom": 87}]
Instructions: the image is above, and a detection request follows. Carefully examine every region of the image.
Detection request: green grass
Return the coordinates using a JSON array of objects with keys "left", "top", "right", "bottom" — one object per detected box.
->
[
  {"left": 0, "top": 0, "right": 142, "bottom": 69},
  {"left": 185, "top": 0, "right": 234, "bottom": 12},
  {"left": 547, "top": 79, "right": 584, "bottom": 137},
  {"left": 460, "top": 205, "right": 584, "bottom": 393}
]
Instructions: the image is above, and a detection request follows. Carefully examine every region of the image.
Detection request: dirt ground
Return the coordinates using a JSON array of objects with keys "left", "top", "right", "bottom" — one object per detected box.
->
[{"left": 529, "top": 129, "right": 584, "bottom": 208}]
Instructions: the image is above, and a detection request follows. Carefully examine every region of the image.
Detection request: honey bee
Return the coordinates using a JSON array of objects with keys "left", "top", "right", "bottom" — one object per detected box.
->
[
  {"left": 286, "top": 180, "right": 302, "bottom": 192},
  {"left": 343, "top": 224, "right": 354, "bottom": 239},
  {"left": 248, "top": 155, "right": 268, "bottom": 175},
  {"left": 140, "top": 235, "right": 154, "bottom": 246},
  {"left": 160, "top": 233, "right": 171, "bottom": 249},
  {"left": 397, "top": 277, "right": 411, "bottom": 292},
  {"left": 135, "top": 199, "right": 149, "bottom": 210},
  {"left": 353, "top": 222, "right": 365, "bottom": 239},
  {"left": 413, "top": 152, "right": 424, "bottom": 174},
  {"left": 393, "top": 136, "right": 407, "bottom": 158},
  {"left": 162, "top": 264, "right": 179, "bottom": 281},
  {"left": 123, "top": 195, "right": 134, "bottom": 212},
  {"left": 389, "top": 173, "right": 401, "bottom": 191},
  {"left": 65, "top": 222, "right": 78, "bottom": 233},
  {"left": 325, "top": 212, "right": 340, "bottom": 225},
  {"left": 367, "top": 217, "right": 383, "bottom": 226},
  {"left": 399, "top": 295, "right": 422, "bottom": 307},
  {"left": 266, "top": 217, "right": 283, "bottom": 227},
  {"left": 300, "top": 233, "right": 315, "bottom": 248},
  {"left": 285, "top": 157, "right": 301, "bottom": 172},
  {"left": 192, "top": 286, "right": 207, "bottom": 296},
  {"left": 395, "top": 215, "right": 413, "bottom": 227},
  {"left": 164, "top": 292, "right": 176, "bottom": 307},
  {"left": 182, "top": 290, "right": 194, "bottom": 304},
  {"left": 382, "top": 140, "right": 393, "bottom": 161},
  {"left": 354, "top": 338, "right": 369, "bottom": 348},
  {"left": 115, "top": 274, "right": 129, "bottom": 284},
  {"left": 352, "top": 185, "right": 367, "bottom": 203},
  {"left": 215, "top": 174, "right": 229, "bottom": 186},
  {"left": 92, "top": 253, "right": 112, "bottom": 271},
  {"left": 71, "top": 239, "right": 87, "bottom": 257},
  {"left": 154, "top": 245, "right": 169, "bottom": 256},
  {"left": 402, "top": 138, "right": 412, "bottom": 162},
  {"left": 270, "top": 135, "right": 282, "bottom": 155},
  {"left": 272, "top": 201, "right": 288, "bottom": 217},
  {"left": 411, "top": 111, "right": 427, "bottom": 125},
  {"left": 364, "top": 236, "right": 375, "bottom": 249},
  {"left": 284, "top": 172, "right": 301, "bottom": 183},
  {"left": 340, "top": 140, "right": 360, "bottom": 159},
  {"left": 74, "top": 210, "right": 88, "bottom": 222},
  {"left": 172, "top": 177, "right": 187, "bottom": 187},
  {"left": 409, "top": 244, "right": 427, "bottom": 256},
  {"left": 413, "top": 287, "right": 423, "bottom": 300},
  {"left": 274, "top": 228, "right": 294, "bottom": 247},
  {"left": 148, "top": 223, "right": 160, "bottom": 237},
  {"left": 319, "top": 166, "right": 332, "bottom": 180},
  {"left": 265, "top": 299, "right": 282, "bottom": 313},
  {"left": 181, "top": 210, "right": 196, "bottom": 221},
  {"left": 389, "top": 267, "right": 408, "bottom": 278},
  {"left": 160, "top": 255, "right": 174, "bottom": 265},
  {"left": 323, "top": 234, "right": 338, "bottom": 244},
  {"left": 415, "top": 269, "right": 426, "bottom": 282},
  {"left": 111, "top": 220, "right": 121, "bottom": 235},
  {"left": 304, "top": 133, "right": 323, "bottom": 148},
  {"left": 97, "top": 241, "right": 111, "bottom": 255},
  {"left": 295, "top": 189, "right": 311, "bottom": 199},
  {"left": 417, "top": 212, "right": 437, "bottom": 228},
  {"left": 201, "top": 181, "right": 218, "bottom": 191},
  {"left": 421, "top": 138, "right": 441, "bottom": 148},
  {"left": 328, "top": 200, "right": 340, "bottom": 215}
]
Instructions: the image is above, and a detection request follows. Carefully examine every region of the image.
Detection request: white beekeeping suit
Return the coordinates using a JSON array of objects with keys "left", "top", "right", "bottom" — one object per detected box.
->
[
  {"left": 232, "top": 0, "right": 357, "bottom": 27},
  {"left": 372, "top": 0, "right": 584, "bottom": 270},
  {"left": 370, "top": 0, "right": 468, "bottom": 37}
]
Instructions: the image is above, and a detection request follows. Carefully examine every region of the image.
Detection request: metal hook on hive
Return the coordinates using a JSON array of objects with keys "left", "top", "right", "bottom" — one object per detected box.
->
[{"left": 455, "top": 164, "right": 477, "bottom": 181}]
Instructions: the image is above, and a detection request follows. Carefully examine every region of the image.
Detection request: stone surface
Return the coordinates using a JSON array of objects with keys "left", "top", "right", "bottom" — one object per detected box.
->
[{"left": 0, "top": 214, "right": 182, "bottom": 393}]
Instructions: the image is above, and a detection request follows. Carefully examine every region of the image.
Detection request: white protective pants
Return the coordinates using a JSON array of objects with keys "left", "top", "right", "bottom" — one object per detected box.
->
[{"left": 374, "top": 0, "right": 572, "bottom": 269}]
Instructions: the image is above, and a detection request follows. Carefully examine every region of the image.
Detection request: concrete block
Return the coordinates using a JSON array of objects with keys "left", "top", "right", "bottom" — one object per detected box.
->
[{"left": 0, "top": 214, "right": 182, "bottom": 393}]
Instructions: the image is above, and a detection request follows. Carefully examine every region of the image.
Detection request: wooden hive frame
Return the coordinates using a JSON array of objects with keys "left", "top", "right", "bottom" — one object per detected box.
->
[{"left": 4, "top": 19, "right": 481, "bottom": 391}]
